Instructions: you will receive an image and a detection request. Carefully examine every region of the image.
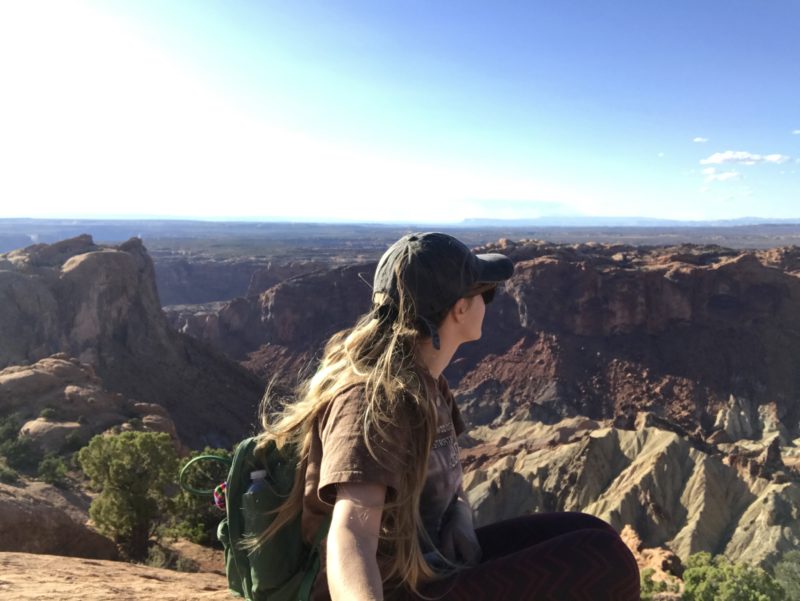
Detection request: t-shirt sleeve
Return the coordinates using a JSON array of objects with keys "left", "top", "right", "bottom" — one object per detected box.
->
[{"left": 317, "top": 386, "right": 410, "bottom": 505}]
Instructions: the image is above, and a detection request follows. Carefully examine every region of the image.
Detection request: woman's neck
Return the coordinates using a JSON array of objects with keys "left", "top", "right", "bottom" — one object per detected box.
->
[{"left": 415, "top": 336, "right": 458, "bottom": 380}]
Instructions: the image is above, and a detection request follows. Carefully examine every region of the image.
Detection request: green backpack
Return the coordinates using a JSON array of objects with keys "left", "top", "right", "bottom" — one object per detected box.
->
[{"left": 180, "top": 437, "right": 329, "bottom": 601}]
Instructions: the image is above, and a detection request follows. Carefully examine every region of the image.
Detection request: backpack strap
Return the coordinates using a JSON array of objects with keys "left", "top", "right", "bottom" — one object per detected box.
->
[
  {"left": 298, "top": 515, "right": 332, "bottom": 601},
  {"left": 226, "top": 436, "right": 260, "bottom": 600}
]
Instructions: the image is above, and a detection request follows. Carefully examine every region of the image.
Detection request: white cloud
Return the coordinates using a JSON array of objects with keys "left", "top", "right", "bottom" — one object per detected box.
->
[
  {"left": 657, "top": 152, "right": 665, "bottom": 158},
  {"left": 693, "top": 137, "right": 709, "bottom": 143},
  {"left": 702, "top": 167, "right": 739, "bottom": 182},
  {"left": 793, "top": 130, "right": 800, "bottom": 135},
  {"left": 700, "top": 150, "right": 790, "bottom": 166}
]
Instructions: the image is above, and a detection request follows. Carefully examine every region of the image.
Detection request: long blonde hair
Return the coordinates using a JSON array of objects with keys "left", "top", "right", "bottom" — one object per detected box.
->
[{"left": 251, "top": 251, "right": 449, "bottom": 593}]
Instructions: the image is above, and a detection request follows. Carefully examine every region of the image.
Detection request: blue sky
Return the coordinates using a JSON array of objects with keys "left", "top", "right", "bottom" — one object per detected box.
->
[{"left": 0, "top": 0, "right": 798, "bottom": 222}]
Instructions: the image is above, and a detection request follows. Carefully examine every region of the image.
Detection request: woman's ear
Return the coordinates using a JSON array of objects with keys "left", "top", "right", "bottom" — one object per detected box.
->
[{"left": 449, "top": 297, "right": 472, "bottom": 323}]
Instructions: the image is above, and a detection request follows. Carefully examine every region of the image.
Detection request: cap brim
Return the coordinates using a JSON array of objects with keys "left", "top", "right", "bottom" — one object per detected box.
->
[{"left": 475, "top": 253, "right": 514, "bottom": 283}]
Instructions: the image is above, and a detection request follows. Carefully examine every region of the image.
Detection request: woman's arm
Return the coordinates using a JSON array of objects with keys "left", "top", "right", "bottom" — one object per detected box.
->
[{"left": 327, "top": 482, "right": 386, "bottom": 601}]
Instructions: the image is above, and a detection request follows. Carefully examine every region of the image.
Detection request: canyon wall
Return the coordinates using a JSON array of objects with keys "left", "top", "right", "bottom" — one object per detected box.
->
[{"left": 168, "top": 240, "right": 800, "bottom": 441}]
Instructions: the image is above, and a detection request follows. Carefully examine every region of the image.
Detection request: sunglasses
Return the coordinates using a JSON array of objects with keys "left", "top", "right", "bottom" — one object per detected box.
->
[{"left": 467, "top": 284, "right": 498, "bottom": 305}]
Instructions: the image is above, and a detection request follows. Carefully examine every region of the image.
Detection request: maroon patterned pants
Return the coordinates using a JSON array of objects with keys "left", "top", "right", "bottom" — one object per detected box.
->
[{"left": 408, "top": 512, "right": 641, "bottom": 601}]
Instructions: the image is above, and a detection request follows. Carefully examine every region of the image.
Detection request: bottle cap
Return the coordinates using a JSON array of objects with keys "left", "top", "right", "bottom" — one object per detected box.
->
[{"left": 250, "top": 470, "right": 267, "bottom": 480}]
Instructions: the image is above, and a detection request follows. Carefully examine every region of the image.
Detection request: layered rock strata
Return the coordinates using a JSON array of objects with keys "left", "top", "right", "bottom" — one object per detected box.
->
[{"left": 167, "top": 240, "right": 800, "bottom": 443}]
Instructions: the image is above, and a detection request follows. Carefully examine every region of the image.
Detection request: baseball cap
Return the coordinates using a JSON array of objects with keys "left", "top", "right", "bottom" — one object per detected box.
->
[{"left": 372, "top": 232, "right": 514, "bottom": 331}]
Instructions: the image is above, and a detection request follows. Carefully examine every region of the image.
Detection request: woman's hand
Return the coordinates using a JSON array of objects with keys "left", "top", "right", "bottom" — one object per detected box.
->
[
  {"left": 438, "top": 491, "right": 482, "bottom": 567},
  {"left": 327, "top": 482, "right": 386, "bottom": 601}
]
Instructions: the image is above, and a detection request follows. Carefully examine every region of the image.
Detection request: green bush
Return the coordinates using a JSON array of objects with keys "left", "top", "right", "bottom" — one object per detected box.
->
[
  {"left": 37, "top": 454, "right": 68, "bottom": 487},
  {"left": 0, "top": 436, "right": 44, "bottom": 472},
  {"left": 39, "top": 407, "right": 57, "bottom": 420},
  {"left": 145, "top": 543, "right": 199, "bottom": 572},
  {"left": 62, "top": 431, "right": 85, "bottom": 453},
  {"left": 0, "top": 463, "right": 19, "bottom": 484},
  {"left": 168, "top": 446, "right": 231, "bottom": 546},
  {"left": 78, "top": 431, "right": 178, "bottom": 560},
  {"left": 683, "top": 552, "right": 786, "bottom": 601},
  {"left": 775, "top": 551, "right": 800, "bottom": 601},
  {"left": 640, "top": 567, "right": 681, "bottom": 600},
  {"left": 0, "top": 413, "right": 22, "bottom": 443}
]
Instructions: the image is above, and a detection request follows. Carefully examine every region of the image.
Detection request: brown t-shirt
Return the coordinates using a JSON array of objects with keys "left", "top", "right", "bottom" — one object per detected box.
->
[{"left": 302, "top": 369, "right": 466, "bottom": 575}]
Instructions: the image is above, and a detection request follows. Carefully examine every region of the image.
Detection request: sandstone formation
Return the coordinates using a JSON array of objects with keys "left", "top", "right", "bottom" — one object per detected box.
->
[
  {"left": 0, "top": 552, "right": 229, "bottom": 600},
  {"left": 0, "top": 481, "right": 118, "bottom": 560},
  {"left": 460, "top": 416, "right": 800, "bottom": 569},
  {"left": 1, "top": 355, "right": 183, "bottom": 454},
  {"left": 620, "top": 525, "right": 683, "bottom": 584},
  {"left": 0, "top": 236, "right": 263, "bottom": 448}
]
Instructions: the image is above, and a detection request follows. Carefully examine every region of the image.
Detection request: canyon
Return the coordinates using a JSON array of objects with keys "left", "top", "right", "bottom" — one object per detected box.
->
[{"left": 1, "top": 232, "right": 799, "bottom": 597}]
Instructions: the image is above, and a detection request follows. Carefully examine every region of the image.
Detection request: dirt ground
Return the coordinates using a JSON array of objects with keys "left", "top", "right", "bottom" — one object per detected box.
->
[{"left": 0, "top": 552, "right": 230, "bottom": 601}]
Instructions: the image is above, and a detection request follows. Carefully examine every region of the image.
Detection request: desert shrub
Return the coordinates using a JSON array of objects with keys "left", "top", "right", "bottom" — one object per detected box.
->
[
  {"left": 775, "top": 551, "right": 800, "bottom": 601},
  {"left": 0, "top": 413, "right": 44, "bottom": 473},
  {"left": 127, "top": 417, "right": 144, "bottom": 431},
  {"left": 175, "top": 555, "right": 199, "bottom": 573},
  {"left": 0, "top": 435, "right": 44, "bottom": 472},
  {"left": 145, "top": 543, "right": 172, "bottom": 569},
  {"left": 78, "top": 431, "right": 178, "bottom": 560},
  {"left": 145, "top": 543, "right": 199, "bottom": 572},
  {"left": 0, "top": 463, "right": 19, "bottom": 484},
  {"left": 37, "top": 453, "right": 68, "bottom": 487},
  {"left": 168, "top": 446, "right": 231, "bottom": 546},
  {"left": 39, "top": 407, "right": 57, "bottom": 420},
  {"left": 683, "top": 552, "right": 786, "bottom": 601},
  {"left": 640, "top": 567, "right": 681, "bottom": 600},
  {"left": 0, "top": 413, "right": 23, "bottom": 443},
  {"left": 61, "top": 431, "right": 85, "bottom": 453}
]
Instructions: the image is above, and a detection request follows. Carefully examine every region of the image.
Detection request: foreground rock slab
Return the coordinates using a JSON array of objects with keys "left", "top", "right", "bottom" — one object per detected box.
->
[
  {"left": 0, "top": 552, "right": 229, "bottom": 600},
  {"left": 0, "top": 482, "right": 117, "bottom": 560}
]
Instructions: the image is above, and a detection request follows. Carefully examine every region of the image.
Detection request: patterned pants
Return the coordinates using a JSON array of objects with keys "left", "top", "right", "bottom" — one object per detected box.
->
[{"left": 407, "top": 512, "right": 641, "bottom": 601}]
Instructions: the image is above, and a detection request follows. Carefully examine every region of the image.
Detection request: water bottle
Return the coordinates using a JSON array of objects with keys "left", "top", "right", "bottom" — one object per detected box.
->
[
  {"left": 243, "top": 469, "right": 269, "bottom": 537},
  {"left": 248, "top": 469, "right": 268, "bottom": 494}
]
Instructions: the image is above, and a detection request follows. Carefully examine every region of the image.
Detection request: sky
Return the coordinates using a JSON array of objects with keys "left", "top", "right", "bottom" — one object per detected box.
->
[{"left": 0, "top": 0, "right": 798, "bottom": 223}]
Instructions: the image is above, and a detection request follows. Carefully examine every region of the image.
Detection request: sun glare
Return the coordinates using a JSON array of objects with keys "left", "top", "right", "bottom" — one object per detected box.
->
[{"left": 0, "top": 1, "right": 596, "bottom": 222}]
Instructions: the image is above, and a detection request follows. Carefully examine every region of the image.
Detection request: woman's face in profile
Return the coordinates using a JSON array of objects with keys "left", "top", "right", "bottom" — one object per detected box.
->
[{"left": 461, "top": 293, "right": 486, "bottom": 342}]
